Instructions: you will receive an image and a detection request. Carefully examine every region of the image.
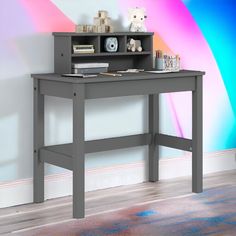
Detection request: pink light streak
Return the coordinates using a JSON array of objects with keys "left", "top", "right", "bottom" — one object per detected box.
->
[
  {"left": 119, "top": 0, "right": 233, "bottom": 147},
  {"left": 19, "top": 0, "right": 75, "bottom": 32}
]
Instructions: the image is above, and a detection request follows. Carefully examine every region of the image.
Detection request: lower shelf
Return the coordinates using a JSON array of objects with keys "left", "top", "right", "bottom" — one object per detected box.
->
[{"left": 71, "top": 51, "right": 152, "bottom": 57}]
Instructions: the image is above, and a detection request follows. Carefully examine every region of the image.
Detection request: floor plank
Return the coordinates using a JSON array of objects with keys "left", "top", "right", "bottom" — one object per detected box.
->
[{"left": 0, "top": 170, "right": 235, "bottom": 235}]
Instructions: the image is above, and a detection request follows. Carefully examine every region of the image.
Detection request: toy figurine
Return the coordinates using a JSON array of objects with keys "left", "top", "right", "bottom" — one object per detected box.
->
[
  {"left": 127, "top": 38, "right": 142, "bottom": 52},
  {"left": 128, "top": 7, "right": 147, "bottom": 32}
]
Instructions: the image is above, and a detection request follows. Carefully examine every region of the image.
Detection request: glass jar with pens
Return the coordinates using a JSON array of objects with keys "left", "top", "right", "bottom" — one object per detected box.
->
[{"left": 155, "top": 50, "right": 180, "bottom": 72}]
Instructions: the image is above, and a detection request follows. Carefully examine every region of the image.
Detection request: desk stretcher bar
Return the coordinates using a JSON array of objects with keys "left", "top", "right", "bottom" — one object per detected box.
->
[{"left": 40, "top": 133, "right": 192, "bottom": 171}]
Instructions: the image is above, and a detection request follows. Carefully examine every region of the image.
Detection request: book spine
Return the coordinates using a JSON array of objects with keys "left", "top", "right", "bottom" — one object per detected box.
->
[
  {"left": 72, "top": 63, "right": 109, "bottom": 69},
  {"left": 72, "top": 67, "right": 108, "bottom": 74}
]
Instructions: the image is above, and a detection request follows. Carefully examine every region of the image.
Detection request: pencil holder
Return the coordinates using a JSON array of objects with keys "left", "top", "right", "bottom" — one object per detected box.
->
[
  {"left": 164, "top": 56, "right": 180, "bottom": 72},
  {"left": 155, "top": 58, "right": 164, "bottom": 70}
]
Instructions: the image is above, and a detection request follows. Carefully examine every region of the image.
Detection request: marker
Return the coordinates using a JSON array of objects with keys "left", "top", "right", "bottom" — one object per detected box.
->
[{"left": 156, "top": 50, "right": 163, "bottom": 58}]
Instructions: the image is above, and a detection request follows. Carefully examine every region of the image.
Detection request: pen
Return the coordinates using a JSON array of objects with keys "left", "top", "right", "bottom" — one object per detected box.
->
[{"left": 100, "top": 72, "right": 122, "bottom": 77}]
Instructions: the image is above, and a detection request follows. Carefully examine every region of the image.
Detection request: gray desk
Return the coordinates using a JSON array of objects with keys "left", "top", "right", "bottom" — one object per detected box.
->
[{"left": 32, "top": 70, "right": 204, "bottom": 218}]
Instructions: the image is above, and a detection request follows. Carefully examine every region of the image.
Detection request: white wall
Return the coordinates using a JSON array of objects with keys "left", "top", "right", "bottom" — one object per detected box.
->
[{"left": 0, "top": 0, "right": 183, "bottom": 183}]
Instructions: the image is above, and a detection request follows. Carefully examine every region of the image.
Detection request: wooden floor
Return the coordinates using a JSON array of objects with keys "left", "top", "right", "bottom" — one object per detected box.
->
[{"left": 0, "top": 170, "right": 235, "bottom": 235}]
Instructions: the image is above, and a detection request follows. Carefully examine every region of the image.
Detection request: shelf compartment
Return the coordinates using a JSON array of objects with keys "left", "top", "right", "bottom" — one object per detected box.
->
[
  {"left": 72, "top": 36, "right": 99, "bottom": 54},
  {"left": 100, "top": 35, "right": 126, "bottom": 53},
  {"left": 71, "top": 53, "right": 153, "bottom": 71},
  {"left": 126, "top": 35, "right": 153, "bottom": 52},
  {"left": 71, "top": 56, "right": 131, "bottom": 71}
]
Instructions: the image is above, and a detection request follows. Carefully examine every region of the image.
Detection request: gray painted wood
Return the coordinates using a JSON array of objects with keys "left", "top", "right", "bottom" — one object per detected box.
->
[
  {"left": 85, "top": 76, "right": 195, "bottom": 99},
  {"left": 39, "top": 134, "right": 152, "bottom": 173},
  {"left": 38, "top": 75, "right": 196, "bottom": 99},
  {"left": 72, "top": 84, "right": 85, "bottom": 218},
  {"left": 39, "top": 133, "right": 193, "bottom": 173},
  {"left": 32, "top": 70, "right": 205, "bottom": 84},
  {"left": 85, "top": 133, "right": 151, "bottom": 153},
  {"left": 149, "top": 94, "right": 159, "bottom": 182},
  {"left": 157, "top": 134, "right": 192, "bottom": 152},
  {"left": 40, "top": 134, "right": 152, "bottom": 170},
  {"left": 32, "top": 66, "right": 205, "bottom": 218},
  {"left": 40, "top": 80, "right": 72, "bottom": 99},
  {"left": 33, "top": 79, "right": 45, "bottom": 203},
  {"left": 53, "top": 32, "right": 154, "bottom": 73},
  {"left": 71, "top": 51, "right": 152, "bottom": 57},
  {"left": 192, "top": 75, "right": 203, "bottom": 193},
  {"left": 40, "top": 149, "right": 73, "bottom": 171},
  {"left": 54, "top": 36, "right": 72, "bottom": 74},
  {"left": 53, "top": 32, "right": 154, "bottom": 36}
]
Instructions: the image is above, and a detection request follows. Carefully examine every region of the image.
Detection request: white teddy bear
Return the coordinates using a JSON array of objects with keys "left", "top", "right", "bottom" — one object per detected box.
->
[{"left": 128, "top": 7, "right": 147, "bottom": 32}]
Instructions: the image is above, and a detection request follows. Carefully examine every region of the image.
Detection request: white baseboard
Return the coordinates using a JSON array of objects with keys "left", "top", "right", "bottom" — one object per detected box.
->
[{"left": 1, "top": 149, "right": 236, "bottom": 208}]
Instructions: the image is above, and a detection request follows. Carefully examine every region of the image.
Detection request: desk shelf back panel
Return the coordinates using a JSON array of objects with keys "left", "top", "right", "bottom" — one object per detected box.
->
[{"left": 53, "top": 32, "right": 154, "bottom": 74}]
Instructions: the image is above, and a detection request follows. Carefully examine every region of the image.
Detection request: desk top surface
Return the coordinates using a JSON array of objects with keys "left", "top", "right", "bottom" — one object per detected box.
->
[{"left": 32, "top": 70, "right": 205, "bottom": 84}]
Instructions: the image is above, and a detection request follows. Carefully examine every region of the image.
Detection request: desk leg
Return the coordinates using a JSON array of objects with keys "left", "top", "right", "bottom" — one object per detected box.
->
[
  {"left": 148, "top": 94, "right": 159, "bottom": 182},
  {"left": 33, "top": 79, "right": 45, "bottom": 203},
  {"left": 192, "top": 76, "right": 203, "bottom": 193},
  {"left": 72, "top": 84, "right": 85, "bottom": 218}
]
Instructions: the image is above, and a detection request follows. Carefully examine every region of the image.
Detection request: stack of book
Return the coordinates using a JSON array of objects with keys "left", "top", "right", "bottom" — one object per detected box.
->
[
  {"left": 73, "top": 45, "right": 95, "bottom": 54},
  {"left": 72, "top": 63, "right": 109, "bottom": 74}
]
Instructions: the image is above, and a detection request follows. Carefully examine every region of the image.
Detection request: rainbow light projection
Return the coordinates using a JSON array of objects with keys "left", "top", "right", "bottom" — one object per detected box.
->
[
  {"left": 183, "top": 0, "right": 236, "bottom": 150},
  {"left": 4, "top": 0, "right": 236, "bottom": 152},
  {"left": 120, "top": 0, "right": 236, "bottom": 152}
]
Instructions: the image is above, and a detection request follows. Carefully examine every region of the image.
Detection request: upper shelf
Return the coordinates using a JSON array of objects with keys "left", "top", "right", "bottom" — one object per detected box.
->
[{"left": 53, "top": 32, "right": 154, "bottom": 37}]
